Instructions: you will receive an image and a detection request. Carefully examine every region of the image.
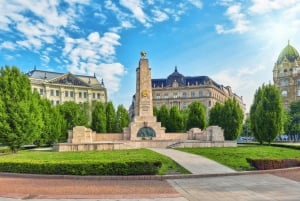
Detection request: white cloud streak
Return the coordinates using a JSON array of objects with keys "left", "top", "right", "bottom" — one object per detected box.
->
[
  {"left": 249, "top": 0, "right": 297, "bottom": 14},
  {"left": 216, "top": 3, "right": 250, "bottom": 34}
]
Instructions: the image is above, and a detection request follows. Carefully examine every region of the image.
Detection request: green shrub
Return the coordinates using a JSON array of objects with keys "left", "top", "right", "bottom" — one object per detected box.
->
[{"left": 0, "top": 160, "right": 162, "bottom": 175}]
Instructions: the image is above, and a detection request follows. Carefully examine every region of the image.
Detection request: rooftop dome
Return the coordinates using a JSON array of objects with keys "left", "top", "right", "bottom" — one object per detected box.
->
[
  {"left": 166, "top": 66, "right": 185, "bottom": 86},
  {"left": 277, "top": 41, "right": 299, "bottom": 64}
]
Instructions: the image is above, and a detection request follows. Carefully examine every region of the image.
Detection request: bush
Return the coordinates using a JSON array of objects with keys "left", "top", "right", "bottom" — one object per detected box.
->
[
  {"left": 0, "top": 161, "right": 162, "bottom": 175},
  {"left": 246, "top": 158, "right": 300, "bottom": 170}
]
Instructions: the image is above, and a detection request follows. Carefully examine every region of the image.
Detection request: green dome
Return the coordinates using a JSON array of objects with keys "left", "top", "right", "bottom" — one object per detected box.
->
[{"left": 277, "top": 42, "right": 299, "bottom": 64}]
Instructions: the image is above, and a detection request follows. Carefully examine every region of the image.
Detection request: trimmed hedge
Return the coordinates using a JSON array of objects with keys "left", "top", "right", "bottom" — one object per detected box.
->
[
  {"left": 246, "top": 158, "right": 300, "bottom": 170},
  {"left": 0, "top": 161, "right": 162, "bottom": 175}
]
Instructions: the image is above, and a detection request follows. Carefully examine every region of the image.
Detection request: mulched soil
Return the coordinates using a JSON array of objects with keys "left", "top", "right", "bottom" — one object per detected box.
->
[{"left": 269, "top": 168, "right": 300, "bottom": 182}]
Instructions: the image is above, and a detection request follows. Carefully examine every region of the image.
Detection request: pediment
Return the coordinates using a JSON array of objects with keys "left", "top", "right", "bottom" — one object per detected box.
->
[{"left": 48, "top": 73, "right": 90, "bottom": 87}]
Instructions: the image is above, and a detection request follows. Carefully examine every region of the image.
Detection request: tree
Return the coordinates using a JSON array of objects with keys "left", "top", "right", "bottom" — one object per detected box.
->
[
  {"left": 91, "top": 101, "right": 107, "bottom": 133},
  {"left": 209, "top": 102, "right": 223, "bottom": 126},
  {"left": 220, "top": 98, "right": 244, "bottom": 140},
  {"left": 0, "top": 66, "right": 39, "bottom": 152},
  {"left": 209, "top": 99, "right": 244, "bottom": 140},
  {"left": 153, "top": 106, "right": 159, "bottom": 117},
  {"left": 115, "top": 105, "right": 130, "bottom": 133},
  {"left": 186, "top": 101, "right": 207, "bottom": 130},
  {"left": 250, "top": 84, "right": 284, "bottom": 144},
  {"left": 168, "top": 106, "right": 184, "bottom": 132},
  {"left": 157, "top": 105, "right": 169, "bottom": 130},
  {"left": 285, "top": 100, "right": 300, "bottom": 141},
  {"left": 58, "top": 101, "right": 89, "bottom": 130},
  {"left": 106, "top": 101, "right": 116, "bottom": 133}
]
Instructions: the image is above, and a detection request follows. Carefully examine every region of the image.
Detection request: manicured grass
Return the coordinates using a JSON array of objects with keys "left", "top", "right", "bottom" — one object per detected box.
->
[
  {"left": 177, "top": 145, "right": 300, "bottom": 171},
  {"left": 0, "top": 149, "right": 189, "bottom": 175}
]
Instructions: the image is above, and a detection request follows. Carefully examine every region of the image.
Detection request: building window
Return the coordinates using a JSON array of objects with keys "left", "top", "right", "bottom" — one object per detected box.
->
[
  {"left": 156, "top": 93, "right": 160, "bottom": 99},
  {"left": 56, "top": 100, "right": 59, "bottom": 105},
  {"left": 164, "top": 93, "right": 168, "bottom": 99},
  {"left": 191, "top": 91, "right": 195, "bottom": 97},
  {"left": 173, "top": 93, "right": 178, "bottom": 98},
  {"left": 93, "top": 93, "right": 95, "bottom": 99},
  {"left": 84, "top": 92, "right": 87, "bottom": 98},
  {"left": 51, "top": 100, "right": 54, "bottom": 105},
  {"left": 97, "top": 93, "right": 100, "bottom": 99},
  {"left": 50, "top": 89, "right": 54, "bottom": 96},
  {"left": 281, "top": 90, "right": 287, "bottom": 96},
  {"left": 182, "top": 102, "right": 187, "bottom": 109},
  {"left": 208, "top": 100, "right": 211, "bottom": 107},
  {"left": 298, "top": 90, "right": 300, "bottom": 96},
  {"left": 39, "top": 88, "right": 44, "bottom": 95},
  {"left": 297, "top": 79, "right": 300, "bottom": 86},
  {"left": 56, "top": 90, "right": 59, "bottom": 96},
  {"left": 182, "top": 92, "right": 187, "bottom": 98},
  {"left": 79, "top": 92, "right": 82, "bottom": 98},
  {"left": 280, "top": 80, "right": 289, "bottom": 86},
  {"left": 65, "top": 91, "right": 68, "bottom": 97},
  {"left": 199, "top": 91, "right": 203, "bottom": 97},
  {"left": 70, "top": 91, "right": 74, "bottom": 97}
]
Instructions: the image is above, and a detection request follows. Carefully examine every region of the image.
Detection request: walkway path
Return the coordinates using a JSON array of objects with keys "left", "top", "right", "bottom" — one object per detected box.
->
[{"left": 149, "top": 148, "right": 236, "bottom": 174}]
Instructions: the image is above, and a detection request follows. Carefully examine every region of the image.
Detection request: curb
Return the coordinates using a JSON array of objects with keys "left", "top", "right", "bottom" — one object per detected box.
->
[{"left": 1, "top": 166, "right": 299, "bottom": 181}]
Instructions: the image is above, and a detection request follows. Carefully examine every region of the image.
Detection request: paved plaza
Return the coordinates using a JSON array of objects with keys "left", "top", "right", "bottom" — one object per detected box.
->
[{"left": 0, "top": 148, "right": 300, "bottom": 201}]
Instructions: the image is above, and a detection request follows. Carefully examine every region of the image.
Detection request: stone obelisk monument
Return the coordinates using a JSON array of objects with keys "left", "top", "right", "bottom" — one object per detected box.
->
[{"left": 124, "top": 51, "right": 165, "bottom": 140}]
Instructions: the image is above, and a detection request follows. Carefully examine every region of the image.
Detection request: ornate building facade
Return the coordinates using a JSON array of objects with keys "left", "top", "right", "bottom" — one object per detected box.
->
[
  {"left": 273, "top": 41, "right": 300, "bottom": 109},
  {"left": 27, "top": 69, "right": 107, "bottom": 105},
  {"left": 151, "top": 67, "right": 245, "bottom": 112}
]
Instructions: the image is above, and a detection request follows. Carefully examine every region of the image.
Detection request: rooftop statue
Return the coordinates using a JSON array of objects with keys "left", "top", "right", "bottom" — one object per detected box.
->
[{"left": 140, "top": 51, "right": 147, "bottom": 58}]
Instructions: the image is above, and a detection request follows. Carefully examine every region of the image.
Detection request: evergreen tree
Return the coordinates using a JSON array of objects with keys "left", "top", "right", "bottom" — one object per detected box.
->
[
  {"left": 157, "top": 104, "right": 169, "bottom": 130},
  {"left": 106, "top": 101, "right": 116, "bottom": 133},
  {"left": 250, "top": 84, "right": 284, "bottom": 144},
  {"left": 181, "top": 108, "right": 189, "bottom": 132},
  {"left": 285, "top": 100, "right": 300, "bottom": 141},
  {"left": 220, "top": 98, "right": 244, "bottom": 140},
  {"left": 58, "top": 101, "right": 89, "bottom": 130},
  {"left": 186, "top": 101, "right": 207, "bottom": 130},
  {"left": 153, "top": 106, "right": 159, "bottom": 117},
  {"left": 168, "top": 106, "right": 184, "bottom": 132},
  {"left": 0, "top": 66, "right": 38, "bottom": 152},
  {"left": 91, "top": 101, "right": 107, "bottom": 133},
  {"left": 115, "top": 105, "right": 130, "bottom": 132},
  {"left": 209, "top": 102, "right": 223, "bottom": 126}
]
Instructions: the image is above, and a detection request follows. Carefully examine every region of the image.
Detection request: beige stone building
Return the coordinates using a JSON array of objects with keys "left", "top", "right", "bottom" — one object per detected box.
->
[
  {"left": 151, "top": 67, "right": 245, "bottom": 112},
  {"left": 27, "top": 68, "right": 107, "bottom": 105},
  {"left": 273, "top": 41, "right": 300, "bottom": 109}
]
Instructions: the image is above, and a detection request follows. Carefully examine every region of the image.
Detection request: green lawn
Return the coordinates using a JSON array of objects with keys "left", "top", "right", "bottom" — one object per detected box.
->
[
  {"left": 0, "top": 149, "right": 189, "bottom": 175},
  {"left": 177, "top": 146, "right": 300, "bottom": 171}
]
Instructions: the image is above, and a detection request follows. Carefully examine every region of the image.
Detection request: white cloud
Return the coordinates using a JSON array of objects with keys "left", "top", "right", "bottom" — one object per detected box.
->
[
  {"left": 249, "top": 0, "right": 297, "bottom": 14},
  {"left": 187, "top": 0, "right": 203, "bottom": 8},
  {"left": 151, "top": 9, "right": 169, "bottom": 22},
  {"left": 63, "top": 31, "right": 126, "bottom": 93},
  {"left": 0, "top": 42, "right": 16, "bottom": 50},
  {"left": 119, "top": 0, "right": 151, "bottom": 27},
  {"left": 216, "top": 3, "right": 250, "bottom": 34}
]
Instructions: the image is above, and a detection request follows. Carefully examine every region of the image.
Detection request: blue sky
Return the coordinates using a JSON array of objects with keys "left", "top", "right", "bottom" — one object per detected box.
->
[{"left": 1, "top": 0, "right": 300, "bottom": 112}]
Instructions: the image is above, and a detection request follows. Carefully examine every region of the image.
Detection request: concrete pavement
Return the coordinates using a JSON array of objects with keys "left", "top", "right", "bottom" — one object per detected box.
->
[{"left": 149, "top": 148, "right": 236, "bottom": 174}]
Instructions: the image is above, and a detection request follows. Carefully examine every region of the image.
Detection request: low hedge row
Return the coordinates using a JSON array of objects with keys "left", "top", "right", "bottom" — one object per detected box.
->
[
  {"left": 246, "top": 158, "right": 300, "bottom": 170},
  {"left": 0, "top": 161, "right": 162, "bottom": 175}
]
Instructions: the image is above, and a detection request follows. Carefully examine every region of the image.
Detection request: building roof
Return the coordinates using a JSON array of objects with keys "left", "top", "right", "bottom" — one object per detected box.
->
[
  {"left": 152, "top": 67, "right": 221, "bottom": 89},
  {"left": 277, "top": 41, "right": 300, "bottom": 64},
  {"left": 27, "top": 69, "right": 105, "bottom": 88}
]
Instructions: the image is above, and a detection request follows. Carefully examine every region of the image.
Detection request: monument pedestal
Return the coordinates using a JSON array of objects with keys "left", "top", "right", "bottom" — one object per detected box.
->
[{"left": 124, "top": 116, "right": 166, "bottom": 140}]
